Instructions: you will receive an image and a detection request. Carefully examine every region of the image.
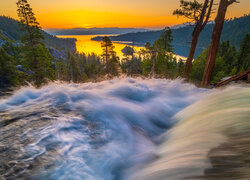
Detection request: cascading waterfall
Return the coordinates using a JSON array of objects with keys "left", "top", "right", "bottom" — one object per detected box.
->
[
  {"left": 127, "top": 86, "right": 250, "bottom": 180},
  {"left": 0, "top": 78, "right": 249, "bottom": 180}
]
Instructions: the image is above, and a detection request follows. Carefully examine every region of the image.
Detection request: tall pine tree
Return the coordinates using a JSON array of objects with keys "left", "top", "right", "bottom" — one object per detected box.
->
[
  {"left": 174, "top": 0, "right": 214, "bottom": 79},
  {"left": 101, "top": 36, "right": 118, "bottom": 74},
  {"left": 17, "top": 0, "right": 54, "bottom": 86},
  {"left": 153, "top": 27, "right": 173, "bottom": 53},
  {"left": 201, "top": 0, "right": 238, "bottom": 87}
]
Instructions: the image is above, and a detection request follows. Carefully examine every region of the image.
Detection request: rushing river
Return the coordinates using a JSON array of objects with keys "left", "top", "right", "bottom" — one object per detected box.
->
[{"left": 0, "top": 78, "right": 249, "bottom": 180}]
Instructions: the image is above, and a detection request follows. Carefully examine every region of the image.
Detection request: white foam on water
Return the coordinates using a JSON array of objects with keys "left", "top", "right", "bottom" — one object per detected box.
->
[
  {"left": 4, "top": 78, "right": 248, "bottom": 179},
  {"left": 127, "top": 86, "right": 250, "bottom": 180}
]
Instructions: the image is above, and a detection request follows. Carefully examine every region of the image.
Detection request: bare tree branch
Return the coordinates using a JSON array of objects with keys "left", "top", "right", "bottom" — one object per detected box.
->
[
  {"left": 227, "top": 0, "right": 240, "bottom": 6},
  {"left": 201, "top": 0, "right": 214, "bottom": 30}
]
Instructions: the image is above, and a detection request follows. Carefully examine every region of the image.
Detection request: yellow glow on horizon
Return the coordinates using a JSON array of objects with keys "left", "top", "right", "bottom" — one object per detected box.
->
[
  {"left": 57, "top": 35, "right": 143, "bottom": 58},
  {"left": 0, "top": 0, "right": 249, "bottom": 29},
  {"left": 58, "top": 35, "right": 188, "bottom": 61},
  {"left": 38, "top": 10, "right": 185, "bottom": 29}
]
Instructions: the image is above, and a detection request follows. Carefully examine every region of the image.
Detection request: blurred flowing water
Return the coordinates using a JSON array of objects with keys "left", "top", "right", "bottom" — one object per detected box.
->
[{"left": 0, "top": 78, "right": 249, "bottom": 180}]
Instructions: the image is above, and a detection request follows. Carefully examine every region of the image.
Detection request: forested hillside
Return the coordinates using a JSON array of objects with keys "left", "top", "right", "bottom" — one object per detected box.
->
[
  {"left": 92, "top": 15, "right": 250, "bottom": 57},
  {"left": 0, "top": 16, "right": 76, "bottom": 52}
]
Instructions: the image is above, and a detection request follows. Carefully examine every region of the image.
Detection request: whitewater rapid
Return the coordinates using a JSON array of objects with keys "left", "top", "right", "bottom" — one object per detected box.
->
[{"left": 0, "top": 78, "right": 249, "bottom": 180}]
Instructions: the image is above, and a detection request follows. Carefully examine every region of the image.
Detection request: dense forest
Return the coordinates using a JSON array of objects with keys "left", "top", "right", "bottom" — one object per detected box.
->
[
  {"left": 92, "top": 15, "right": 250, "bottom": 58},
  {"left": 0, "top": 16, "right": 76, "bottom": 52}
]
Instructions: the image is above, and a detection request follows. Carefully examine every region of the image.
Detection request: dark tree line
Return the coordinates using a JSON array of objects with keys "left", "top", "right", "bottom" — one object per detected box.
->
[
  {"left": 121, "top": 28, "right": 185, "bottom": 78},
  {"left": 190, "top": 34, "right": 250, "bottom": 84}
]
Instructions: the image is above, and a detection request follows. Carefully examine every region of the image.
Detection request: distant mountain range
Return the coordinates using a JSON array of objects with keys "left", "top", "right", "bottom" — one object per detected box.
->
[
  {"left": 1, "top": 15, "right": 249, "bottom": 59},
  {"left": 46, "top": 27, "right": 148, "bottom": 36},
  {"left": 0, "top": 16, "right": 76, "bottom": 52},
  {"left": 92, "top": 15, "right": 250, "bottom": 58}
]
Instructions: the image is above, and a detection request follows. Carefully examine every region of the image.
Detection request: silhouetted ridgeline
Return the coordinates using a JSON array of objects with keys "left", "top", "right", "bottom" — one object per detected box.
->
[
  {"left": 46, "top": 27, "right": 148, "bottom": 35},
  {"left": 92, "top": 15, "right": 250, "bottom": 58},
  {"left": 0, "top": 16, "right": 76, "bottom": 52}
]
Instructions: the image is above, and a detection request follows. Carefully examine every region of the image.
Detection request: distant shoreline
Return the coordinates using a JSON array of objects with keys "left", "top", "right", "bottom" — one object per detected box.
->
[{"left": 45, "top": 27, "right": 148, "bottom": 36}]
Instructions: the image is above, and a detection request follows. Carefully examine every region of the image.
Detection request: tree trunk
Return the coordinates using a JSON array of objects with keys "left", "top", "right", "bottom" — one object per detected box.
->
[
  {"left": 183, "top": 0, "right": 213, "bottom": 80},
  {"left": 201, "top": 0, "right": 228, "bottom": 87},
  {"left": 105, "top": 45, "right": 109, "bottom": 73},
  {"left": 184, "top": 28, "right": 200, "bottom": 79},
  {"left": 151, "top": 51, "right": 156, "bottom": 77}
]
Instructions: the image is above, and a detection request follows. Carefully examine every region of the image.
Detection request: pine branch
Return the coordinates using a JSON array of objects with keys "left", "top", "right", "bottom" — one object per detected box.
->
[
  {"left": 227, "top": 0, "right": 240, "bottom": 6},
  {"left": 201, "top": 0, "right": 214, "bottom": 30}
]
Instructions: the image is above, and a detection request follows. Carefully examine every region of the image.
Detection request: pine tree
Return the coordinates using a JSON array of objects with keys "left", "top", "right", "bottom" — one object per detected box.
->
[
  {"left": 17, "top": 0, "right": 54, "bottom": 86},
  {"left": 0, "top": 48, "right": 19, "bottom": 88},
  {"left": 153, "top": 27, "right": 173, "bottom": 53},
  {"left": 101, "top": 36, "right": 116, "bottom": 62},
  {"left": 237, "top": 33, "right": 250, "bottom": 72},
  {"left": 101, "top": 36, "right": 117, "bottom": 74},
  {"left": 201, "top": 0, "right": 238, "bottom": 87},
  {"left": 67, "top": 51, "right": 80, "bottom": 82},
  {"left": 149, "top": 28, "right": 174, "bottom": 77},
  {"left": 174, "top": 0, "right": 214, "bottom": 79},
  {"left": 55, "top": 58, "right": 68, "bottom": 81}
]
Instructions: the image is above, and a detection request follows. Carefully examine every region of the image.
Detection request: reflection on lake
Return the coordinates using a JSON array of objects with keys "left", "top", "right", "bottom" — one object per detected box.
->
[
  {"left": 57, "top": 35, "right": 187, "bottom": 61},
  {"left": 57, "top": 35, "right": 144, "bottom": 59}
]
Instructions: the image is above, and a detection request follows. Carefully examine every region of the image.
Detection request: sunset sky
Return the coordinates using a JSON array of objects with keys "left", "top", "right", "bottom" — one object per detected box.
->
[{"left": 0, "top": 0, "right": 249, "bottom": 29}]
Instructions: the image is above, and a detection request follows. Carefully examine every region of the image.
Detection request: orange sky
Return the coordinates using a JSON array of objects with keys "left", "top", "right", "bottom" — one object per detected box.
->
[{"left": 0, "top": 0, "right": 249, "bottom": 29}]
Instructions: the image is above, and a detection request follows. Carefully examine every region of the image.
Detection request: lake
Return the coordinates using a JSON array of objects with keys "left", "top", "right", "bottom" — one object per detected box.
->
[
  {"left": 57, "top": 34, "right": 187, "bottom": 61},
  {"left": 57, "top": 34, "right": 144, "bottom": 59}
]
